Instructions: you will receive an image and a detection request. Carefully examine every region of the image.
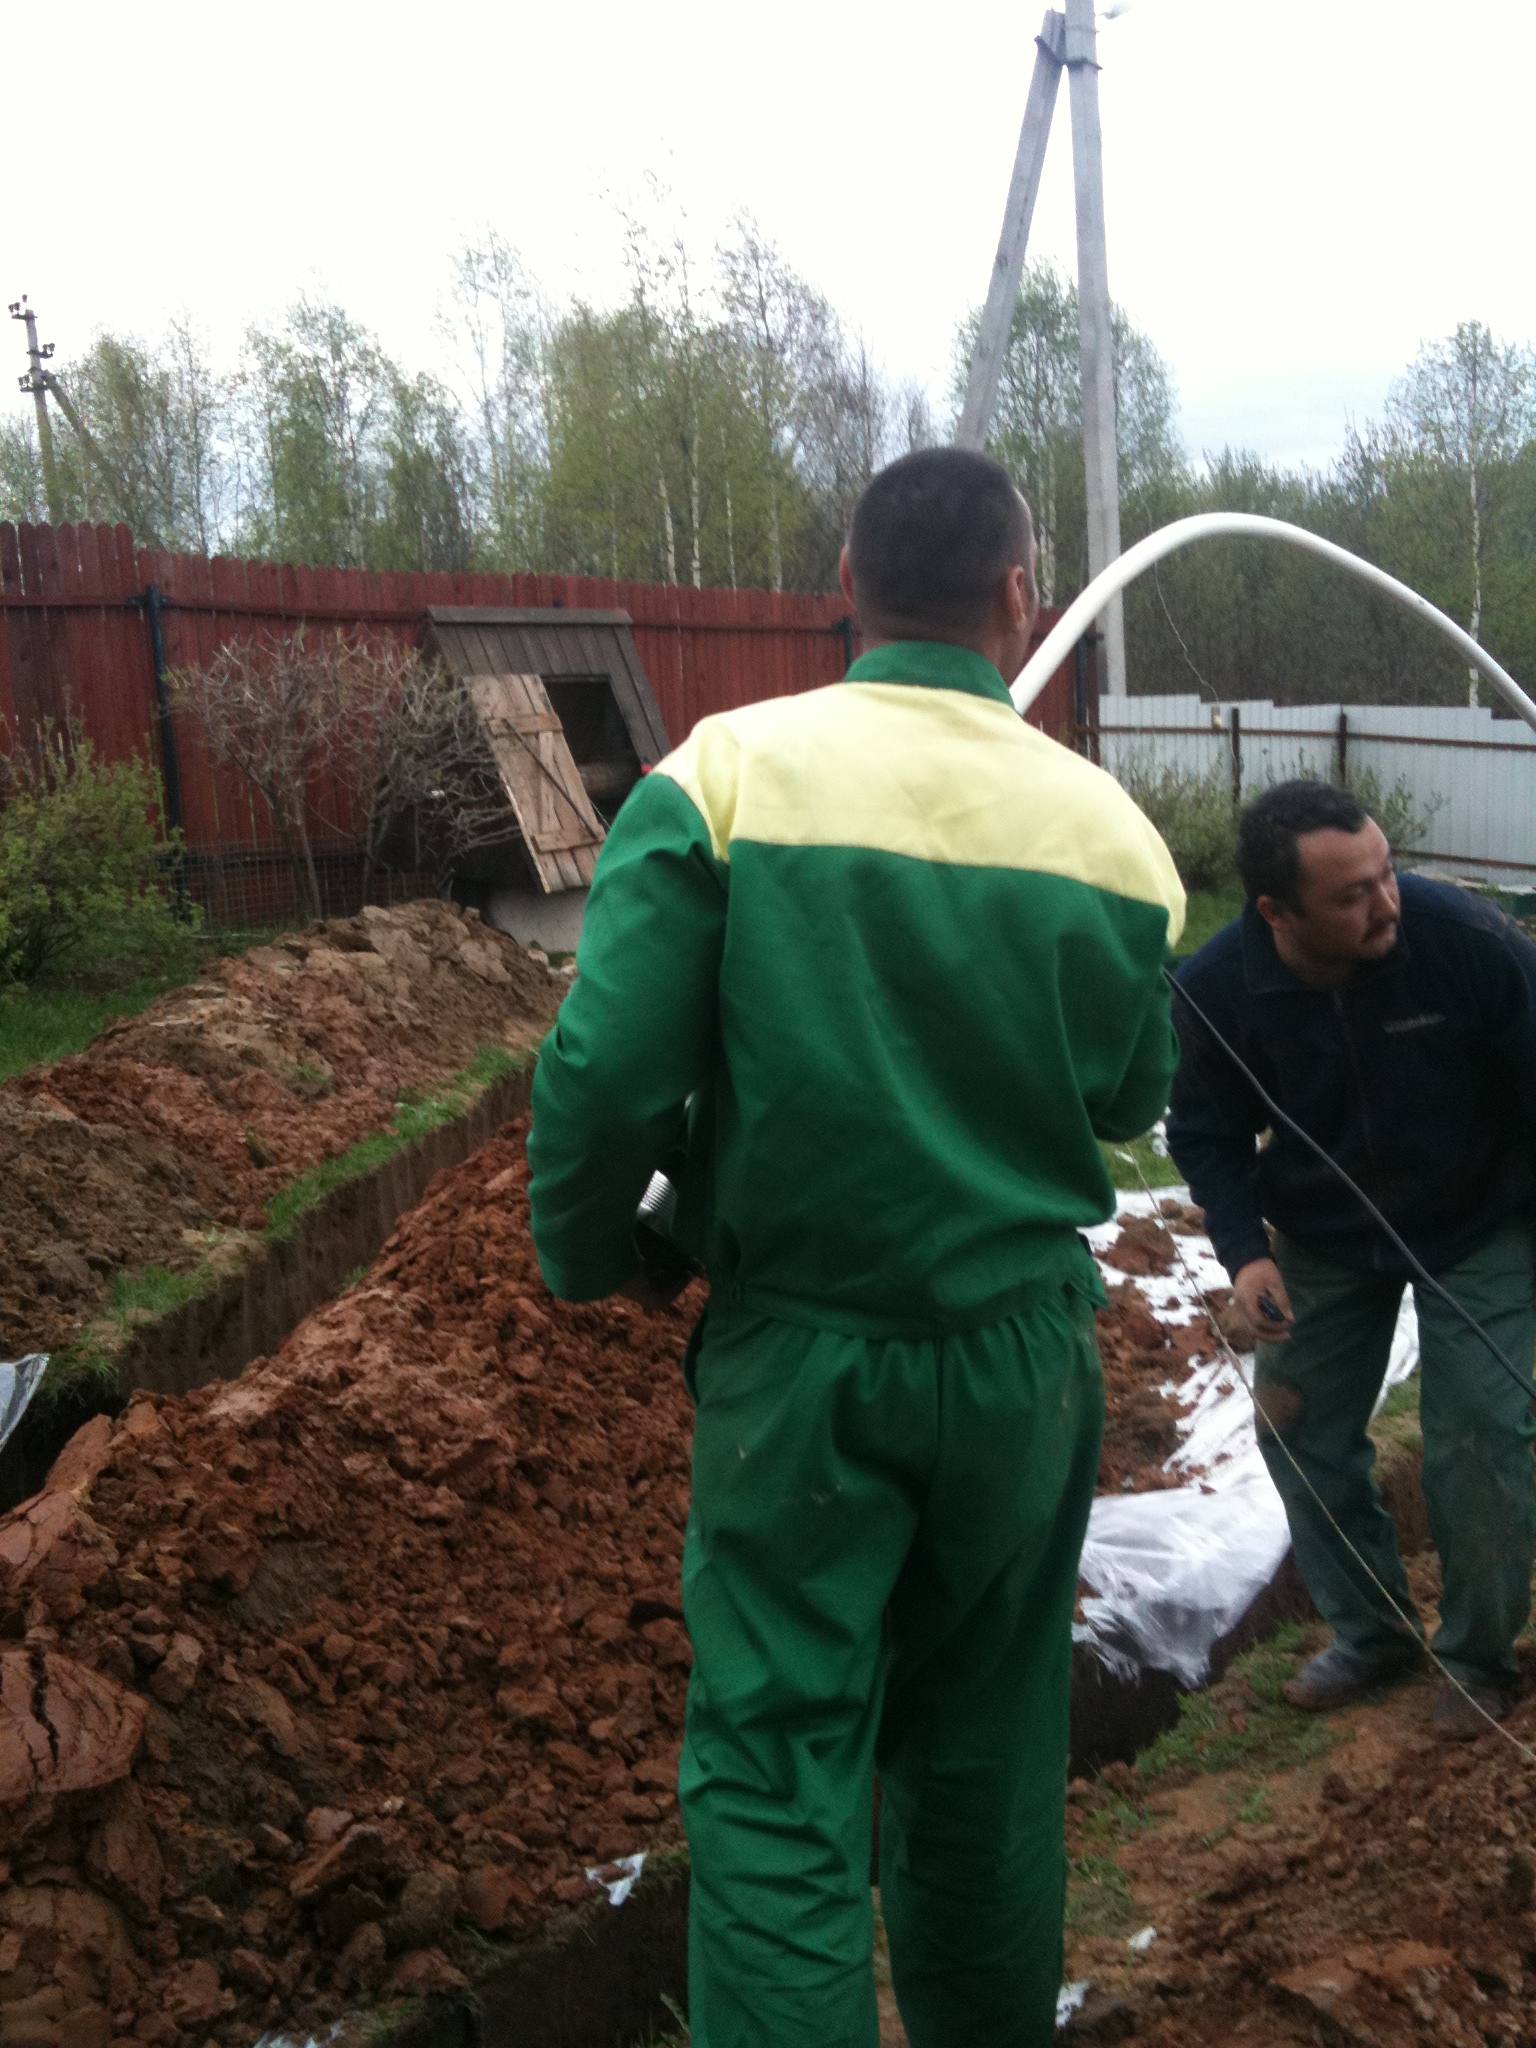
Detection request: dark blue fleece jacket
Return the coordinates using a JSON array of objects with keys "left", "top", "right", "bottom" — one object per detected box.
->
[{"left": 1166, "top": 874, "right": 1536, "bottom": 1280}]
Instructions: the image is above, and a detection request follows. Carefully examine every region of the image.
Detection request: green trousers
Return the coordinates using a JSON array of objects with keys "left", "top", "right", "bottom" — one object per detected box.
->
[
  {"left": 1255, "top": 1220, "right": 1536, "bottom": 1688},
  {"left": 677, "top": 1282, "right": 1104, "bottom": 2048}
]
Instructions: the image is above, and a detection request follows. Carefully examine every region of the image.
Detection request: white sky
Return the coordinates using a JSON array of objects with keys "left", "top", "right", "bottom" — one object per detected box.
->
[{"left": 6, "top": 0, "right": 1534, "bottom": 476}]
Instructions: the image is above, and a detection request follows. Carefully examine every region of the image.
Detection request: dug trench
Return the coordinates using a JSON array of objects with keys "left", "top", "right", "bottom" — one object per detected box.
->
[
  {"left": 0, "top": 1101, "right": 1444, "bottom": 2048},
  {"left": 0, "top": 900, "right": 564, "bottom": 1513}
]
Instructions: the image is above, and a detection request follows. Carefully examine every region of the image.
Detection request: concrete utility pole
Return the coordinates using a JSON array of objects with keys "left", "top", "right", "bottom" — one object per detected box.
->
[
  {"left": 1063, "top": 0, "right": 1127, "bottom": 696},
  {"left": 955, "top": 12, "right": 1066, "bottom": 452},
  {"left": 10, "top": 297, "right": 64, "bottom": 527}
]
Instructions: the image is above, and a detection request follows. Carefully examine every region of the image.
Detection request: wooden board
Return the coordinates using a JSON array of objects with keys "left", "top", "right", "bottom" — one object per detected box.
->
[
  {"left": 423, "top": 608, "right": 672, "bottom": 774},
  {"left": 467, "top": 672, "right": 606, "bottom": 894}
]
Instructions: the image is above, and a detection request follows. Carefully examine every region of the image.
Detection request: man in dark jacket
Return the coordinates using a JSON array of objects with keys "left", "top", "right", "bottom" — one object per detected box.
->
[{"left": 1167, "top": 780, "right": 1536, "bottom": 1737}]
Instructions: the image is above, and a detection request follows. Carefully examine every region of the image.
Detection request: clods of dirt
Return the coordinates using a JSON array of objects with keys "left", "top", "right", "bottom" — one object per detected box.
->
[
  {"left": 0, "top": 903, "right": 560, "bottom": 1362},
  {"left": 1093, "top": 1259, "right": 1230, "bottom": 1496},
  {"left": 0, "top": 1119, "right": 696, "bottom": 2044},
  {"left": 1055, "top": 1536, "right": 1536, "bottom": 2048}
]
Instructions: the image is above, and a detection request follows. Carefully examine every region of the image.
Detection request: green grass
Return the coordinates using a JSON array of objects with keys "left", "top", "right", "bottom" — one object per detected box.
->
[
  {"left": 1175, "top": 886, "right": 1243, "bottom": 958},
  {"left": 1237, "top": 1785, "right": 1273, "bottom": 1826},
  {"left": 263, "top": 1042, "right": 523, "bottom": 1241},
  {"left": 1134, "top": 1623, "right": 1340, "bottom": 1785},
  {"left": 1065, "top": 1852, "right": 1137, "bottom": 1936},
  {"left": 1103, "top": 1132, "right": 1184, "bottom": 1194},
  {"left": 1370, "top": 1369, "right": 1422, "bottom": 1462},
  {"left": 109, "top": 1261, "right": 220, "bottom": 1324}
]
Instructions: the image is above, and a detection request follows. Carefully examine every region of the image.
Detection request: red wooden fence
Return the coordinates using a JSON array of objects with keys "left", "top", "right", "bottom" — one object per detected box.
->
[{"left": 0, "top": 522, "right": 1081, "bottom": 924}]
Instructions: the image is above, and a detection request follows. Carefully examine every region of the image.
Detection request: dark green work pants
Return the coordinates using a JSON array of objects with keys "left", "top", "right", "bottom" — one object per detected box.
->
[
  {"left": 1255, "top": 1221, "right": 1536, "bottom": 1688},
  {"left": 678, "top": 1283, "right": 1104, "bottom": 2048}
]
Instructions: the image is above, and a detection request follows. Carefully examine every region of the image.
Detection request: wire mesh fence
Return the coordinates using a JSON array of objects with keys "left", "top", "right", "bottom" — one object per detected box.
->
[{"left": 175, "top": 843, "right": 441, "bottom": 932}]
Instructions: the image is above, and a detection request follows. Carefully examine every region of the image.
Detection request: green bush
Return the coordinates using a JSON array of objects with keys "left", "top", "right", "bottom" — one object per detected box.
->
[
  {"left": 1116, "top": 760, "right": 1239, "bottom": 892},
  {"left": 0, "top": 727, "right": 195, "bottom": 983},
  {"left": 1114, "top": 756, "right": 1440, "bottom": 895}
]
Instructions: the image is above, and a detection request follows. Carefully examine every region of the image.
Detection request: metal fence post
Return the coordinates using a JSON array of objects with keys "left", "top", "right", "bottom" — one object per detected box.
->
[{"left": 1230, "top": 704, "right": 1243, "bottom": 809}]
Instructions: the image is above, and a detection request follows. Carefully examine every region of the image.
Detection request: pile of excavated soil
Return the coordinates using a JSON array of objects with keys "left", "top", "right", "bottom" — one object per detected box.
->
[
  {"left": 0, "top": 1122, "right": 697, "bottom": 2045},
  {"left": 0, "top": 903, "right": 560, "bottom": 1362},
  {"left": 1094, "top": 1204, "right": 1236, "bottom": 1495},
  {"left": 0, "top": 1118, "right": 1243, "bottom": 2043},
  {"left": 1056, "top": 1565, "right": 1536, "bottom": 2048}
]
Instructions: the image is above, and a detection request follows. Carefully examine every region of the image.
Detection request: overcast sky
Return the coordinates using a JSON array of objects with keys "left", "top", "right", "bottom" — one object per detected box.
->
[{"left": 6, "top": 0, "right": 1534, "bottom": 475}]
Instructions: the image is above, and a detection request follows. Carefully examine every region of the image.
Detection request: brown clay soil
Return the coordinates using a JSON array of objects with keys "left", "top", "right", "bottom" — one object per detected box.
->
[
  {"left": 0, "top": 902, "right": 560, "bottom": 1363},
  {"left": 0, "top": 1102, "right": 1255, "bottom": 2043},
  {"left": 1094, "top": 1204, "right": 1239, "bottom": 1496},
  {"left": 1054, "top": 1559, "right": 1536, "bottom": 2048},
  {"left": 0, "top": 1119, "right": 698, "bottom": 2042}
]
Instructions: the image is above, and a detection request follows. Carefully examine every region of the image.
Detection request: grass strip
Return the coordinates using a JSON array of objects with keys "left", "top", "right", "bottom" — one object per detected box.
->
[
  {"left": 263, "top": 1042, "right": 524, "bottom": 1241},
  {"left": 1065, "top": 1851, "right": 1138, "bottom": 1936},
  {"left": 1102, "top": 1133, "right": 1184, "bottom": 1195},
  {"left": 1135, "top": 1622, "right": 1339, "bottom": 1785},
  {"left": 33, "top": 1043, "right": 524, "bottom": 1405}
]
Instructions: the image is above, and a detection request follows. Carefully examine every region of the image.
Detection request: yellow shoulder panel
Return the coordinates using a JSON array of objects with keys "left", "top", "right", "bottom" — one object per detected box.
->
[{"left": 657, "top": 682, "right": 1185, "bottom": 940}]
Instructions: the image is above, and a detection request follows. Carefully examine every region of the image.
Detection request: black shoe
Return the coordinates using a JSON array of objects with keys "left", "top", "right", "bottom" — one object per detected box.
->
[{"left": 1280, "top": 1642, "right": 1421, "bottom": 1713}]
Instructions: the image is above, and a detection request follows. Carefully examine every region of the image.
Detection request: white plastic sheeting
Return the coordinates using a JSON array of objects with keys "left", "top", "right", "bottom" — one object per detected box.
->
[
  {"left": 1075, "top": 1190, "right": 1418, "bottom": 1687},
  {"left": 584, "top": 1849, "right": 648, "bottom": 1905},
  {"left": 0, "top": 1355, "right": 48, "bottom": 1457}
]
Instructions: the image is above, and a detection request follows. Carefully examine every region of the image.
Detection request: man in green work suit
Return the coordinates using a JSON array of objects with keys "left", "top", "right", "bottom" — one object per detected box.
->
[{"left": 528, "top": 447, "right": 1185, "bottom": 2048}]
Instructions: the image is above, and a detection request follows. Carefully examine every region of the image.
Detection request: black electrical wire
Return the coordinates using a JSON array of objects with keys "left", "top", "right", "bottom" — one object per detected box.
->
[{"left": 1163, "top": 964, "right": 1535, "bottom": 1401}]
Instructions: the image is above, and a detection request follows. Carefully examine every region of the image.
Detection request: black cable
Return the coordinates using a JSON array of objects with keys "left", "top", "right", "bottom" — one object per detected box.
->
[{"left": 1163, "top": 964, "right": 1535, "bottom": 1400}]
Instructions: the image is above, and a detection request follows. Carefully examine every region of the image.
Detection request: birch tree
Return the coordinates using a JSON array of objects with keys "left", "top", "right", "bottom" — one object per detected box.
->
[{"left": 1385, "top": 322, "right": 1536, "bottom": 705}]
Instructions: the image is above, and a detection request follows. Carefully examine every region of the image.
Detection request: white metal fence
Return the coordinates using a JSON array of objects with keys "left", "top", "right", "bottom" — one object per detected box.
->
[{"left": 1095, "top": 695, "right": 1536, "bottom": 886}]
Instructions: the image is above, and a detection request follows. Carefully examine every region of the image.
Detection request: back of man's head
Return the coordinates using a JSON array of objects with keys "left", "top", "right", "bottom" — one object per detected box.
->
[
  {"left": 1237, "top": 780, "right": 1369, "bottom": 909},
  {"left": 847, "top": 448, "right": 1034, "bottom": 639}
]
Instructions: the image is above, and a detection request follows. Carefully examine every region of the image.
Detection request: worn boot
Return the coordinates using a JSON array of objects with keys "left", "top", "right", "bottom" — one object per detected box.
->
[
  {"left": 1281, "top": 1641, "right": 1421, "bottom": 1713},
  {"left": 1432, "top": 1679, "right": 1514, "bottom": 1741}
]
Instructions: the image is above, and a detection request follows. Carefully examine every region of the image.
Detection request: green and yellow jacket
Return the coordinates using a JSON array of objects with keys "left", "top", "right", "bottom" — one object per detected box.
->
[{"left": 528, "top": 642, "right": 1185, "bottom": 1334}]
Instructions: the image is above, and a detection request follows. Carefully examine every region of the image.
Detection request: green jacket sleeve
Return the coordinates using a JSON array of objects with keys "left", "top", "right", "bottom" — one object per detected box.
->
[
  {"left": 527, "top": 772, "right": 728, "bottom": 1302},
  {"left": 1086, "top": 953, "right": 1179, "bottom": 1143}
]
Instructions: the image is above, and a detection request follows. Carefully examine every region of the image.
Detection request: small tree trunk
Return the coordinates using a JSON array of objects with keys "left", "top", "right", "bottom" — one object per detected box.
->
[
  {"left": 658, "top": 466, "right": 677, "bottom": 586},
  {"left": 767, "top": 484, "right": 783, "bottom": 595},
  {"left": 724, "top": 469, "right": 738, "bottom": 592},
  {"left": 689, "top": 429, "right": 702, "bottom": 590},
  {"left": 1467, "top": 453, "right": 1483, "bottom": 709}
]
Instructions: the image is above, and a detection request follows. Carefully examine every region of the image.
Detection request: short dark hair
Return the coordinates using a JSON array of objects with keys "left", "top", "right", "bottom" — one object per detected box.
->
[
  {"left": 1237, "top": 780, "right": 1369, "bottom": 908},
  {"left": 846, "top": 448, "right": 1034, "bottom": 636}
]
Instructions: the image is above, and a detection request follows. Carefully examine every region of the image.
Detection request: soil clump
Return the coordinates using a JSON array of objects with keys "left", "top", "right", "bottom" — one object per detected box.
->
[
  {"left": 0, "top": 1128, "right": 1243, "bottom": 2041},
  {"left": 0, "top": 903, "right": 560, "bottom": 1363},
  {"left": 0, "top": 1118, "right": 696, "bottom": 2043},
  {"left": 1056, "top": 1584, "right": 1536, "bottom": 2047},
  {"left": 1093, "top": 1203, "right": 1231, "bottom": 1495}
]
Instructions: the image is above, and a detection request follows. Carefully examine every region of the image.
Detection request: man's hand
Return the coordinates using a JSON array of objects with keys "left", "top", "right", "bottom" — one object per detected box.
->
[{"left": 1233, "top": 1257, "right": 1295, "bottom": 1341}]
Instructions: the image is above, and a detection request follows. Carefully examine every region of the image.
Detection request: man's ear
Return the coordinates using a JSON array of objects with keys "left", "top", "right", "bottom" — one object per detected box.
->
[
  {"left": 838, "top": 546, "right": 856, "bottom": 606},
  {"left": 1255, "top": 892, "right": 1287, "bottom": 932},
  {"left": 1006, "top": 560, "right": 1036, "bottom": 634}
]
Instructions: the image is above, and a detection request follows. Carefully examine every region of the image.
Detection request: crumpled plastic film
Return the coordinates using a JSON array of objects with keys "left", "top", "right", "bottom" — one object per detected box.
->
[
  {"left": 1075, "top": 1192, "right": 1419, "bottom": 1688},
  {"left": 0, "top": 1355, "right": 49, "bottom": 1457},
  {"left": 584, "top": 1848, "right": 648, "bottom": 1905}
]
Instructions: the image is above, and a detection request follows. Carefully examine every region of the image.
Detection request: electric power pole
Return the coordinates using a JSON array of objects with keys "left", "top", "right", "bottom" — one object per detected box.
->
[
  {"left": 955, "top": 12, "right": 1066, "bottom": 451},
  {"left": 1063, "top": 0, "right": 1126, "bottom": 696},
  {"left": 10, "top": 296, "right": 64, "bottom": 527}
]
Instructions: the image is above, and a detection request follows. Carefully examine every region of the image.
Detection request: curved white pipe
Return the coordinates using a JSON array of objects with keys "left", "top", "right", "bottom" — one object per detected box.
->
[{"left": 1010, "top": 511, "right": 1536, "bottom": 733}]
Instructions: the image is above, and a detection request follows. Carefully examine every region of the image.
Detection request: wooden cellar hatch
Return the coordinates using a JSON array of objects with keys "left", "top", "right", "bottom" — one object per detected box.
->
[{"left": 422, "top": 607, "right": 672, "bottom": 893}]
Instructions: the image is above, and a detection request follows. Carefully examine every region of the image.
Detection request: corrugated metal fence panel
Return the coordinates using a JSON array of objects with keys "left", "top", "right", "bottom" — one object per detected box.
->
[{"left": 1097, "top": 695, "right": 1536, "bottom": 882}]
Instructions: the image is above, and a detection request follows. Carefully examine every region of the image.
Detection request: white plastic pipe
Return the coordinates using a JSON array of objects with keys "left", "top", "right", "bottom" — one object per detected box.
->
[{"left": 1010, "top": 511, "right": 1536, "bottom": 733}]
